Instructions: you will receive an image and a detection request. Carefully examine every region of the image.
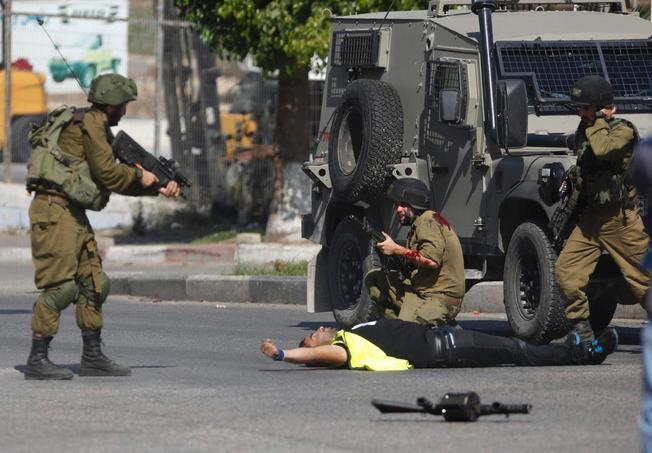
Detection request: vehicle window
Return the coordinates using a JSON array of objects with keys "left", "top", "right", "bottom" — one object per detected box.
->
[
  {"left": 425, "top": 60, "right": 468, "bottom": 121},
  {"left": 496, "top": 39, "right": 652, "bottom": 115}
]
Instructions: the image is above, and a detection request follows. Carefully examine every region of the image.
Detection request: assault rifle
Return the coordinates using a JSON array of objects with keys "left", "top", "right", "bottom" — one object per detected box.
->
[
  {"left": 348, "top": 215, "right": 414, "bottom": 278},
  {"left": 112, "top": 130, "right": 192, "bottom": 193},
  {"left": 348, "top": 215, "right": 385, "bottom": 243},
  {"left": 372, "top": 392, "right": 532, "bottom": 422},
  {"left": 549, "top": 172, "right": 582, "bottom": 251}
]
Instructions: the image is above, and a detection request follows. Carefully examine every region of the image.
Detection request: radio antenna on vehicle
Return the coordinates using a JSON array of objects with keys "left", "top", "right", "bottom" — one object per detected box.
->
[
  {"left": 36, "top": 17, "right": 88, "bottom": 97},
  {"left": 376, "top": 0, "right": 397, "bottom": 31}
]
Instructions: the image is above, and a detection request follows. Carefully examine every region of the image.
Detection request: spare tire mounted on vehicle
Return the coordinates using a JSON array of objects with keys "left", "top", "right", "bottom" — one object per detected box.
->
[{"left": 328, "top": 79, "right": 404, "bottom": 204}]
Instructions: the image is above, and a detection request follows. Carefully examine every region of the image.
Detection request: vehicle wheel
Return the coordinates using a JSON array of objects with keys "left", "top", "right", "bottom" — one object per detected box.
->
[
  {"left": 52, "top": 74, "right": 65, "bottom": 83},
  {"left": 80, "top": 65, "right": 96, "bottom": 88},
  {"left": 504, "top": 222, "right": 571, "bottom": 344},
  {"left": 11, "top": 115, "right": 44, "bottom": 163},
  {"left": 328, "top": 79, "right": 403, "bottom": 204},
  {"left": 111, "top": 59, "right": 121, "bottom": 73},
  {"left": 328, "top": 217, "right": 381, "bottom": 328}
]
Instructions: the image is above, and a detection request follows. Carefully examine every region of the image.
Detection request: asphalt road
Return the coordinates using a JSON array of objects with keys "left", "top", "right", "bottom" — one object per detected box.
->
[{"left": 0, "top": 275, "right": 644, "bottom": 453}]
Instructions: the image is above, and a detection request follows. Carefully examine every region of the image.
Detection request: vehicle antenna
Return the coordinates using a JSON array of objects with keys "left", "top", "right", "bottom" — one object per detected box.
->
[
  {"left": 376, "top": 0, "right": 397, "bottom": 31},
  {"left": 36, "top": 17, "right": 88, "bottom": 97}
]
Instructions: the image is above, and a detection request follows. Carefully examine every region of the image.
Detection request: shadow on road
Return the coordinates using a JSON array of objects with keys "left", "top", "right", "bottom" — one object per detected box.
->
[{"left": 0, "top": 309, "right": 32, "bottom": 315}]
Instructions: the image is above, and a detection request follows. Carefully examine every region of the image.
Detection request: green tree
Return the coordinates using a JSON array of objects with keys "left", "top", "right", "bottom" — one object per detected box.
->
[{"left": 175, "top": 0, "right": 426, "bottom": 239}]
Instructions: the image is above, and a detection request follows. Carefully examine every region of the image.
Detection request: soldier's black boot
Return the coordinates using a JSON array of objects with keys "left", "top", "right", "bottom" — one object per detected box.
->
[
  {"left": 79, "top": 330, "right": 131, "bottom": 377},
  {"left": 568, "top": 327, "right": 618, "bottom": 365},
  {"left": 25, "top": 336, "right": 73, "bottom": 380},
  {"left": 551, "top": 319, "right": 596, "bottom": 344}
]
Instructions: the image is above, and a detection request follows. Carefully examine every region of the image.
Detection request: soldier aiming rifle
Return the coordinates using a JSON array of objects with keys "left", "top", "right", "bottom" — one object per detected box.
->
[{"left": 24, "top": 74, "right": 182, "bottom": 380}]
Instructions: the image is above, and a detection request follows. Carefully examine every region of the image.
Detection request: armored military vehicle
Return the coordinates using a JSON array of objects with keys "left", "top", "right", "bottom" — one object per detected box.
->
[{"left": 301, "top": 0, "right": 652, "bottom": 343}]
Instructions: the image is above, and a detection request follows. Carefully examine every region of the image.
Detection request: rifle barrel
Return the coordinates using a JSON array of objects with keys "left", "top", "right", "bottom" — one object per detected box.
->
[
  {"left": 480, "top": 403, "right": 532, "bottom": 416},
  {"left": 371, "top": 399, "right": 430, "bottom": 414}
]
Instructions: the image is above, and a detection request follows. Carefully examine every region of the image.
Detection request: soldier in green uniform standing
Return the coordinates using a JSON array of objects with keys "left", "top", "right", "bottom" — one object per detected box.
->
[
  {"left": 554, "top": 75, "right": 650, "bottom": 342},
  {"left": 365, "top": 178, "right": 465, "bottom": 326},
  {"left": 24, "top": 74, "right": 181, "bottom": 380}
]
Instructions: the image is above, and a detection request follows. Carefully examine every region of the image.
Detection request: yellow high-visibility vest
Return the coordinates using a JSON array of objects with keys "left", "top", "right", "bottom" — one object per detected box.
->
[{"left": 332, "top": 330, "right": 413, "bottom": 371}]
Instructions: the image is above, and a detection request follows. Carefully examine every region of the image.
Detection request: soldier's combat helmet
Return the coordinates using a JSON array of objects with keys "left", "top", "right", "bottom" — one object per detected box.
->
[
  {"left": 87, "top": 74, "right": 138, "bottom": 106},
  {"left": 386, "top": 178, "right": 430, "bottom": 210},
  {"left": 570, "top": 75, "right": 614, "bottom": 108}
]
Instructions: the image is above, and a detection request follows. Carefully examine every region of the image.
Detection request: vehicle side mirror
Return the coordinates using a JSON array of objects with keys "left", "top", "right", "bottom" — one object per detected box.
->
[
  {"left": 497, "top": 79, "right": 527, "bottom": 149},
  {"left": 439, "top": 89, "right": 463, "bottom": 123}
]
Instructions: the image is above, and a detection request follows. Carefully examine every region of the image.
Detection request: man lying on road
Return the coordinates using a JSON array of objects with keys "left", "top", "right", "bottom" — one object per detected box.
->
[{"left": 260, "top": 318, "right": 617, "bottom": 370}]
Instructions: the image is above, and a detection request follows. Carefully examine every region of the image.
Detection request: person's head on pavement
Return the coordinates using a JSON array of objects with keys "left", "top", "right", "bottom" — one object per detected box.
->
[{"left": 300, "top": 326, "right": 338, "bottom": 348}]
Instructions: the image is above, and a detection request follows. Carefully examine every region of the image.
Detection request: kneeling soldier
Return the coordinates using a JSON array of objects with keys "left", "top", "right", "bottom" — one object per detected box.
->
[{"left": 365, "top": 178, "right": 465, "bottom": 326}]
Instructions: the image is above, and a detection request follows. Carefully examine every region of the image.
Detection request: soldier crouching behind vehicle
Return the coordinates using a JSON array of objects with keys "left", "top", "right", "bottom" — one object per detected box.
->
[
  {"left": 24, "top": 74, "right": 181, "bottom": 380},
  {"left": 364, "top": 178, "right": 465, "bottom": 327},
  {"left": 554, "top": 75, "right": 650, "bottom": 342}
]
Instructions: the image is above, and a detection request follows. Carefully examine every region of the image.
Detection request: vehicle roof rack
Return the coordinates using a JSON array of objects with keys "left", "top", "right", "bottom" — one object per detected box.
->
[{"left": 427, "top": 0, "right": 628, "bottom": 17}]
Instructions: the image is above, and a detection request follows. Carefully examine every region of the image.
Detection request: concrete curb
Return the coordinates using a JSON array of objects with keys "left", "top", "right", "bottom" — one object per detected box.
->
[
  {"left": 104, "top": 243, "right": 236, "bottom": 264},
  {"left": 109, "top": 274, "right": 648, "bottom": 319},
  {"left": 113, "top": 273, "right": 306, "bottom": 305}
]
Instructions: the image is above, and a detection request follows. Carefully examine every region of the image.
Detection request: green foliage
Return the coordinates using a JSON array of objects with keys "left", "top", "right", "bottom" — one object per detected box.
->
[
  {"left": 175, "top": 0, "right": 427, "bottom": 77},
  {"left": 191, "top": 227, "right": 265, "bottom": 244},
  {"left": 232, "top": 260, "right": 308, "bottom": 276}
]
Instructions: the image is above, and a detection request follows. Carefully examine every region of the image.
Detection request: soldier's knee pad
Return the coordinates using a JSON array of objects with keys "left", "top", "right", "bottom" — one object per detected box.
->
[
  {"left": 42, "top": 280, "right": 79, "bottom": 311},
  {"left": 78, "top": 272, "right": 110, "bottom": 306}
]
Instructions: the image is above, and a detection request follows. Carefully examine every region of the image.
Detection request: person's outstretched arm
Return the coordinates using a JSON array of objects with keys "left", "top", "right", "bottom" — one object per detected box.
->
[{"left": 260, "top": 339, "right": 347, "bottom": 367}]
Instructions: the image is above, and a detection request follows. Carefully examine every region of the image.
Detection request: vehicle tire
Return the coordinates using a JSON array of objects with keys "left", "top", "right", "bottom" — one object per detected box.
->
[
  {"left": 52, "top": 74, "right": 65, "bottom": 83},
  {"left": 328, "top": 217, "right": 381, "bottom": 328},
  {"left": 11, "top": 115, "right": 44, "bottom": 163},
  {"left": 328, "top": 79, "right": 403, "bottom": 204},
  {"left": 504, "top": 222, "right": 571, "bottom": 344},
  {"left": 80, "top": 65, "right": 96, "bottom": 88}
]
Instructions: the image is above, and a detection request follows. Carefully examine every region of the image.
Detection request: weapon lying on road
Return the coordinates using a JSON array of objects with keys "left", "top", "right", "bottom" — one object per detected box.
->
[
  {"left": 112, "top": 130, "right": 192, "bottom": 192},
  {"left": 372, "top": 392, "right": 531, "bottom": 422},
  {"left": 348, "top": 215, "right": 385, "bottom": 243}
]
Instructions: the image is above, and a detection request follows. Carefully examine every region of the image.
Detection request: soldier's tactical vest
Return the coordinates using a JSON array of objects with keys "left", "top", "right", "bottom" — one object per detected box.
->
[
  {"left": 26, "top": 106, "right": 110, "bottom": 211},
  {"left": 576, "top": 117, "right": 639, "bottom": 207}
]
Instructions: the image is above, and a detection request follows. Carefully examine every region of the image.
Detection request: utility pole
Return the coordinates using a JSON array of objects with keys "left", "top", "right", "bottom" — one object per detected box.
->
[
  {"left": 154, "top": 0, "right": 163, "bottom": 156},
  {"left": 2, "top": 0, "right": 11, "bottom": 183}
]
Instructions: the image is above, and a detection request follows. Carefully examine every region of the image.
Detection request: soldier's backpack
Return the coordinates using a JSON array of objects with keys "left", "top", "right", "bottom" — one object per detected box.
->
[{"left": 25, "top": 106, "right": 110, "bottom": 211}]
